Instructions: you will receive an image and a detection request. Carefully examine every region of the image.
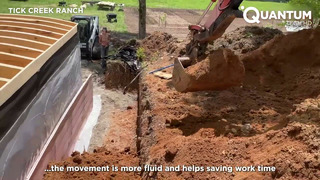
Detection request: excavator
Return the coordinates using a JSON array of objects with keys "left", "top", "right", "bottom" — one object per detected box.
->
[{"left": 172, "top": 0, "right": 245, "bottom": 92}]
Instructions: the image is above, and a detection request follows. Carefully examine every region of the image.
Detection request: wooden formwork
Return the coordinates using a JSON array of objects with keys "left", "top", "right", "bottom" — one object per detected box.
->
[{"left": 0, "top": 14, "right": 77, "bottom": 106}]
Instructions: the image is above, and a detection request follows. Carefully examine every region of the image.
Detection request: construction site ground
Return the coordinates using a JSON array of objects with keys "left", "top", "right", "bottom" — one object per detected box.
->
[
  {"left": 44, "top": 24, "right": 320, "bottom": 180},
  {"left": 124, "top": 8, "right": 286, "bottom": 40}
]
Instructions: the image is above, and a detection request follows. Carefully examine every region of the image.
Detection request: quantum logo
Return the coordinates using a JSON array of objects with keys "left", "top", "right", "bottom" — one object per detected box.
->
[{"left": 241, "top": 6, "right": 312, "bottom": 24}]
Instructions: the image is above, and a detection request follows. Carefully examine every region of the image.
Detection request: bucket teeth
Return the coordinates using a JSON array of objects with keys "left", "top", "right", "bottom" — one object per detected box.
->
[{"left": 177, "top": 57, "right": 191, "bottom": 67}]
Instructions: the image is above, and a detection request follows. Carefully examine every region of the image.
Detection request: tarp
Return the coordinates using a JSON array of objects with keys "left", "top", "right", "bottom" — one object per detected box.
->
[
  {"left": 0, "top": 35, "right": 79, "bottom": 139},
  {"left": 0, "top": 38, "right": 82, "bottom": 180}
]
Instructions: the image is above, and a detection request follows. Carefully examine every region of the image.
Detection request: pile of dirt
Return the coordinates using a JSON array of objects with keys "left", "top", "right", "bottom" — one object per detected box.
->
[
  {"left": 212, "top": 26, "right": 283, "bottom": 55},
  {"left": 137, "top": 27, "right": 320, "bottom": 179},
  {"left": 43, "top": 27, "right": 320, "bottom": 180},
  {"left": 140, "top": 31, "right": 180, "bottom": 58},
  {"left": 242, "top": 26, "right": 320, "bottom": 98},
  {"left": 105, "top": 60, "right": 138, "bottom": 92},
  {"left": 44, "top": 148, "right": 141, "bottom": 180}
]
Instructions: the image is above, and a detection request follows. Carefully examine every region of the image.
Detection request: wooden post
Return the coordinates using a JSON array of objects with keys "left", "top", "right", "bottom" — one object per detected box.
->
[{"left": 138, "top": 0, "right": 146, "bottom": 39}]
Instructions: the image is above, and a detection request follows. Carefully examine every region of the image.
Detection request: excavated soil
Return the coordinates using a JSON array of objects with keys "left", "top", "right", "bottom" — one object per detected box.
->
[
  {"left": 211, "top": 26, "right": 283, "bottom": 55},
  {"left": 43, "top": 148, "right": 141, "bottom": 180},
  {"left": 43, "top": 26, "right": 320, "bottom": 180},
  {"left": 140, "top": 31, "right": 182, "bottom": 60},
  {"left": 105, "top": 60, "right": 138, "bottom": 91},
  {"left": 138, "top": 27, "right": 320, "bottom": 179}
]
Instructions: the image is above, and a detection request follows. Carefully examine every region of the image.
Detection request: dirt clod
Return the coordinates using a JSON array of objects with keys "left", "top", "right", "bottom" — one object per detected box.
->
[{"left": 72, "top": 156, "right": 82, "bottom": 164}]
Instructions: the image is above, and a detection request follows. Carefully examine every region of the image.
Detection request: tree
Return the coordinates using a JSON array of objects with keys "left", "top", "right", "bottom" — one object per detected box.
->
[
  {"left": 290, "top": 0, "right": 320, "bottom": 26},
  {"left": 138, "top": 0, "right": 146, "bottom": 39}
]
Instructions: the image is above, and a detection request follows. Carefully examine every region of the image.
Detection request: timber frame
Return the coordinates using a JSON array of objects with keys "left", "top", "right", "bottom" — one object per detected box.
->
[{"left": 0, "top": 14, "right": 78, "bottom": 106}]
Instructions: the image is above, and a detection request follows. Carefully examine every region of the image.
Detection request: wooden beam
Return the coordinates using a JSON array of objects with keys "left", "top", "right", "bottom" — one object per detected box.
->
[
  {"left": 0, "top": 14, "right": 76, "bottom": 26},
  {"left": 0, "top": 17, "right": 73, "bottom": 30},
  {"left": 0, "top": 36, "right": 50, "bottom": 51},
  {"left": 0, "top": 63, "right": 23, "bottom": 70},
  {"left": 0, "top": 52, "right": 33, "bottom": 67},
  {"left": 0, "top": 30, "right": 57, "bottom": 44},
  {"left": 0, "top": 43, "right": 43, "bottom": 58},
  {"left": 0, "top": 80, "right": 7, "bottom": 89},
  {"left": 0, "top": 20, "right": 68, "bottom": 34},
  {"left": 0, "top": 14, "right": 78, "bottom": 106},
  {"left": 0, "top": 65, "right": 20, "bottom": 79},
  {"left": 0, "top": 77, "right": 9, "bottom": 89},
  {"left": 0, "top": 25, "right": 63, "bottom": 39}
]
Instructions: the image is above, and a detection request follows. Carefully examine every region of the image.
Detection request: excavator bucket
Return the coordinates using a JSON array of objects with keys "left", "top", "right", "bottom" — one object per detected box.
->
[{"left": 172, "top": 49, "right": 245, "bottom": 92}]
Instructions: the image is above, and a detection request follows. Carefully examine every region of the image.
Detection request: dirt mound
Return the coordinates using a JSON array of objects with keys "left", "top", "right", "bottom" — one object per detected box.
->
[
  {"left": 140, "top": 31, "right": 180, "bottom": 58},
  {"left": 43, "top": 27, "right": 320, "bottom": 180},
  {"left": 173, "top": 49, "right": 245, "bottom": 92},
  {"left": 105, "top": 60, "right": 138, "bottom": 92},
  {"left": 212, "top": 26, "right": 283, "bottom": 55},
  {"left": 242, "top": 26, "right": 320, "bottom": 99},
  {"left": 44, "top": 148, "right": 141, "bottom": 180},
  {"left": 138, "top": 27, "right": 320, "bottom": 180}
]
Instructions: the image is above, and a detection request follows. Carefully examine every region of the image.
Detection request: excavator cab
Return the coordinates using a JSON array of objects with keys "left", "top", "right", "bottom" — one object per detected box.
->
[{"left": 172, "top": 0, "right": 245, "bottom": 92}]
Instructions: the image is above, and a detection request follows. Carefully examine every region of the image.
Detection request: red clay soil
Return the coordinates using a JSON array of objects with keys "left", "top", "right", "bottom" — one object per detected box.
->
[
  {"left": 140, "top": 31, "right": 181, "bottom": 59},
  {"left": 104, "top": 106, "right": 138, "bottom": 153},
  {"left": 105, "top": 60, "right": 139, "bottom": 91},
  {"left": 44, "top": 105, "right": 141, "bottom": 180},
  {"left": 43, "top": 149, "right": 141, "bottom": 180},
  {"left": 43, "top": 27, "right": 320, "bottom": 180},
  {"left": 137, "top": 27, "right": 320, "bottom": 179}
]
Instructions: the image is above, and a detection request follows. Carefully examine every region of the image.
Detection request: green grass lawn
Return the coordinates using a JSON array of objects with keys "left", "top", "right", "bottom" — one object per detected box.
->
[
  {"left": 0, "top": 0, "right": 127, "bottom": 32},
  {"left": 0, "top": 0, "right": 305, "bottom": 33}
]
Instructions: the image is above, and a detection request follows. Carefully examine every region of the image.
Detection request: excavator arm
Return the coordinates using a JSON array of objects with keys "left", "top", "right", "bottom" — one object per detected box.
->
[
  {"left": 187, "top": 0, "right": 244, "bottom": 58},
  {"left": 172, "top": 0, "right": 245, "bottom": 92}
]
